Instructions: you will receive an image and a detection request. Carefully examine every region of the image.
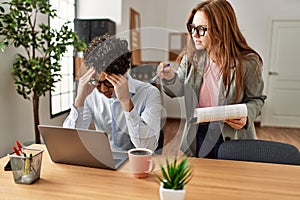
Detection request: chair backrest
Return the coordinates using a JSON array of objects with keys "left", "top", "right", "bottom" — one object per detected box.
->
[
  {"left": 154, "top": 129, "right": 164, "bottom": 155},
  {"left": 217, "top": 139, "right": 300, "bottom": 165},
  {"left": 130, "top": 64, "right": 157, "bottom": 83}
]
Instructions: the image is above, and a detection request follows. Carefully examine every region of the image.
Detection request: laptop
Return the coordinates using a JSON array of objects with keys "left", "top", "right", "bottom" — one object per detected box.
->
[{"left": 38, "top": 125, "right": 128, "bottom": 170}]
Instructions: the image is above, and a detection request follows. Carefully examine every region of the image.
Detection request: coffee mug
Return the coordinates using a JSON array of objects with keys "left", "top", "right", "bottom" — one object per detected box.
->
[{"left": 128, "top": 148, "right": 155, "bottom": 178}]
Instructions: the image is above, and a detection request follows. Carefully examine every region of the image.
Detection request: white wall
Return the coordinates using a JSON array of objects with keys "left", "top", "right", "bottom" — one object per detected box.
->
[
  {"left": 228, "top": 0, "right": 300, "bottom": 81},
  {"left": 76, "top": 0, "right": 122, "bottom": 24},
  {"left": 119, "top": 0, "right": 198, "bottom": 62},
  {"left": 1, "top": 0, "right": 300, "bottom": 156},
  {"left": 116, "top": 0, "right": 169, "bottom": 61}
]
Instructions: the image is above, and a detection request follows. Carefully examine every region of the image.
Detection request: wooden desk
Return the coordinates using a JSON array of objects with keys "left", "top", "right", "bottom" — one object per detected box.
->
[{"left": 0, "top": 144, "right": 299, "bottom": 200}]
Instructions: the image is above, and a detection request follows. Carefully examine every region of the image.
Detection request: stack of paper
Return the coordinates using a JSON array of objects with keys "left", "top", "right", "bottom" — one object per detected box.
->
[{"left": 193, "top": 104, "right": 248, "bottom": 123}]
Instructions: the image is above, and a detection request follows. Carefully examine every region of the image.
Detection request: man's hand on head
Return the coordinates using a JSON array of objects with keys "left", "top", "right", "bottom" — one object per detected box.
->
[
  {"left": 74, "top": 68, "right": 96, "bottom": 108},
  {"left": 105, "top": 73, "right": 134, "bottom": 112}
]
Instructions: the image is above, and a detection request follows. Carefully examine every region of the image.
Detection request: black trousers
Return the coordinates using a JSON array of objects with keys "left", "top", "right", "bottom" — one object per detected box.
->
[{"left": 196, "top": 122, "right": 224, "bottom": 158}]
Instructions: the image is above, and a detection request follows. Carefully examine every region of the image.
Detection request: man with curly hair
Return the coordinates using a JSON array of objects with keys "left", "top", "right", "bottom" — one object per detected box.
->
[{"left": 63, "top": 34, "right": 163, "bottom": 152}]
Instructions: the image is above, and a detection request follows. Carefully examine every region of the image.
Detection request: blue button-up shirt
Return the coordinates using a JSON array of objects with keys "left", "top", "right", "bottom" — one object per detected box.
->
[{"left": 63, "top": 75, "right": 162, "bottom": 151}]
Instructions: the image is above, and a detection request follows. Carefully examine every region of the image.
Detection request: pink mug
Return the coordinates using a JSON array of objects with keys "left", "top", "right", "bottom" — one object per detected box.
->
[{"left": 128, "top": 148, "right": 155, "bottom": 178}]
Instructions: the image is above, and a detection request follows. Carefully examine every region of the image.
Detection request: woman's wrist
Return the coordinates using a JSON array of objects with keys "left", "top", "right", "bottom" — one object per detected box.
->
[{"left": 162, "top": 73, "right": 177, "bottom": 85}]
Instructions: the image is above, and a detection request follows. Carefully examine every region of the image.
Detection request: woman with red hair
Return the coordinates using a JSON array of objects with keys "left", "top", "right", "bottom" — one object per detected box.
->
[{"left": 157, "top": 0, "right": 266, "bottom": 158}]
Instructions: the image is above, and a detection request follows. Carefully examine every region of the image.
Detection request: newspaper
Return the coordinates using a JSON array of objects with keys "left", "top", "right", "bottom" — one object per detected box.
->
[{"left": 193, "top": 104, "right": 248, "bottom": 123}]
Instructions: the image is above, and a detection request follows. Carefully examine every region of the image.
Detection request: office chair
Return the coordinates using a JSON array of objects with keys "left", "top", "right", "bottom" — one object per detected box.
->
[
  {"left": 217, "top": 139, "right": 300, "bottom": 165},
  {"left": 130, "top": 64, "right": 157, "bottom": 83},
  {"left": 154, "top": 129, "right": 165, "bottom": 155}
]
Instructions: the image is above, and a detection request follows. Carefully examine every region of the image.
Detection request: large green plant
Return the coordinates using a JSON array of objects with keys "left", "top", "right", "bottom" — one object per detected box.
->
[{"left": 0, "top": 0, "right": 82, "bottom": 143}]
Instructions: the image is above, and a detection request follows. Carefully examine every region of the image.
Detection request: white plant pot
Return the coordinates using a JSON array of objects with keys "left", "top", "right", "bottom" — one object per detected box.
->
[
  {"left": 159, "top": 182, "right": 186, "bottom": 200},
  {"left": 76, "top": 51, "right": 84, "bottom": 58}
]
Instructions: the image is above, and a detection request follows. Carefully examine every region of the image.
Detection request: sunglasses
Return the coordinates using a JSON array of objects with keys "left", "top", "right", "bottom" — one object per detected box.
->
[
  {"left": 186, "top": 24, "right": 208, "bottom": 36},
  {"left": 89, "top": 78, "right": 114, "bottom": 88}
]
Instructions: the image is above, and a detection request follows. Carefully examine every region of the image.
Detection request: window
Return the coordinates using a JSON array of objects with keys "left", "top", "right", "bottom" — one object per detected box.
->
[{"left": 49, "top": 0, "right": 76, "bottom": 117}]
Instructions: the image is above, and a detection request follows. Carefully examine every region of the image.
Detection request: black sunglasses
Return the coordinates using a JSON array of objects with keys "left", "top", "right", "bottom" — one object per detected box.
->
[
  {"left": 89, "top": 78, "right": 114, "bottom": 88},
  {"left": 186, "top": 24, "right": 208, "bottom": 36}
]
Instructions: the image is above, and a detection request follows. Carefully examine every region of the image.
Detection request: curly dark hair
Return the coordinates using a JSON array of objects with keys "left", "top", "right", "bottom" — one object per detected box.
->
[{"left": 83, "top": 34, "right": 132, "bottom": 75}]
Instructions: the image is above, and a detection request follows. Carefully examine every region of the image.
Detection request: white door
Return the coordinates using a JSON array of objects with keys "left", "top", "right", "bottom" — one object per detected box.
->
[{"left": 262, "top": 20, "right": 300, "bottom": 128}]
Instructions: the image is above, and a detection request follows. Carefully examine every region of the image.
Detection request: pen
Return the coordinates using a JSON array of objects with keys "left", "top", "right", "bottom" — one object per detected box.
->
[
  {"left": 29, "top": 153, "right": 33, "bottom": 171},
  {"left": 16, "top": 140, "right": 23, "bottom": 154},
  {"left": 12, "top": 146, "right": 21, "bottom": 156},
  {"left": 150, "top": 63, "right": 171, "bottom": 82},
  {"left": 24, "top": 153, "right": 30, "bottom": 175}
]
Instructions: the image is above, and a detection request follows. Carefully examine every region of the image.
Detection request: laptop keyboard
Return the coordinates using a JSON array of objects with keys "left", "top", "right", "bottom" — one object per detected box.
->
[
  {"left": 112, "top": 151, "right": 128, "bottom": 168},
  {"left": 114, "top": 158, "right": 122, "bottom": 166}
]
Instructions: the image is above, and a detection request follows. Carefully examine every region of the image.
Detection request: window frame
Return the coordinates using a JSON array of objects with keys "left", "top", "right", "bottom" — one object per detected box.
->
[{"left": 49, "top": 0, "right": 77, "bottom": 118}]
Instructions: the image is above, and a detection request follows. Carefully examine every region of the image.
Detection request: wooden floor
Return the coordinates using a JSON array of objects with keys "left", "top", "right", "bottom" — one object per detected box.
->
[
  {"left": 163, "top": 118, "right": 300, "bottom": 151},
  {"left": 256, "top": 126, "right": 300, "bottom": 150}
]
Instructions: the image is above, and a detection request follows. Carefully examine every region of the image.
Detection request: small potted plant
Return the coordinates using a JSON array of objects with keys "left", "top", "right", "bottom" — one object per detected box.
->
[
  {"left": 157, "top": 156, "right": 193, "bottom": 200},
  {"left": 73, "top": 36, "right": 87, "bottom": 79},
  {"left": 74, "top": 36, "right": 87, "bottom": 58}
]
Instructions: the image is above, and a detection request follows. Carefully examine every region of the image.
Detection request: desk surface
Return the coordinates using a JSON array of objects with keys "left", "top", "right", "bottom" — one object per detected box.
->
[{"left": 1, "top": 144, "right": 300, "bottom": 200}]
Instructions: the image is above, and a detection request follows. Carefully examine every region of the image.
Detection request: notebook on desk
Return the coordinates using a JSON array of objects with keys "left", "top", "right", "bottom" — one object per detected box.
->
[{"left": 38, "top": 125, "right": 128, "bottom": 170}]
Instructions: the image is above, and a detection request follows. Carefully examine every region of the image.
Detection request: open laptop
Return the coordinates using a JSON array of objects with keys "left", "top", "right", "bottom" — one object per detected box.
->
[{"left": 38, "top": 125, "right": 128, "bottom": 170}]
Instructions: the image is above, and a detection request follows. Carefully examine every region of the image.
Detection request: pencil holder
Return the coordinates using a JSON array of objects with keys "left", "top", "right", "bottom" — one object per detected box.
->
[{"left": 8, "top": 147, "right": 44, "bottom": 184}]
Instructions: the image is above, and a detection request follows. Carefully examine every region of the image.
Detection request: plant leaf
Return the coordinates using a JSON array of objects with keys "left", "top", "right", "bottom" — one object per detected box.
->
[{"left": 157, "top": 156, "right": 193, "bottom": 190}]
